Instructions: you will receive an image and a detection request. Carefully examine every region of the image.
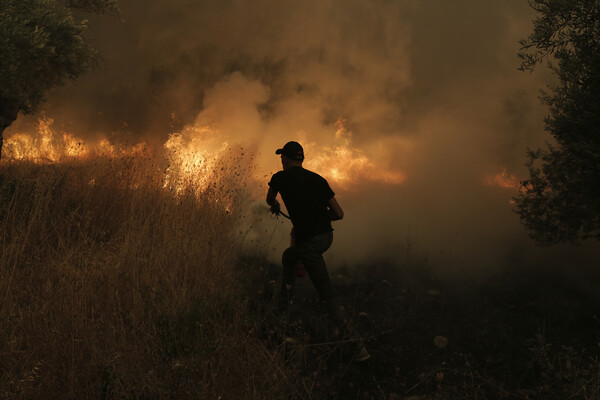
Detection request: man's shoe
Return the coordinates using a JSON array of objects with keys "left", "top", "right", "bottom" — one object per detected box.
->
[{"left": 353, "top": 345, "right": 371, "bottom": 362}]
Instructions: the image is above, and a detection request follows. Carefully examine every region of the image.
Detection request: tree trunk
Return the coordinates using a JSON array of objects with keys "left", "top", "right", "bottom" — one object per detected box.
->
[
  {"left": 0, "top": 98, "right": 20, "bottom": 160},
  {"left": 0, "top": 126, "right": 4, "bottom": 160}
]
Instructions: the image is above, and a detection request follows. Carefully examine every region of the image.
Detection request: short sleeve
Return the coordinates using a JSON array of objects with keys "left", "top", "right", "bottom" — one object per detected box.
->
[
  {"left": 268, "top": 172, "right": 281, "bottom": 193},
  {"left": 321, "top": 178, "right": 335, "bottom": 201}
]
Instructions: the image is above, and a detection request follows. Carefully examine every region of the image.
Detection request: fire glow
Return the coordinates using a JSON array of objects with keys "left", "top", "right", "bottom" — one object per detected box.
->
[
  {"left": 484, "top": 168, "right": 520, "bottom": 190},
  {"left": 3, "top": 114, "right": 410, "bottom": 194},
  {"left": 162, "top": 125, "right": 230, "bottom": 193},
  {"left": 3, "top": 117, "right": 148, "bottom": 161},
  {"left": 4, "top": 116, "right": 526, "bottom": 196},
  {"left": 302, "top": 119, "right": 406, "bottom": 190}
]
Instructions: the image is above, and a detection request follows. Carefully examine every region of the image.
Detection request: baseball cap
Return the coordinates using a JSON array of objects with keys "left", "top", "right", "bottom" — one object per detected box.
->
[{"left": 275, "top": 141, "right": 304, "bottom": 161}]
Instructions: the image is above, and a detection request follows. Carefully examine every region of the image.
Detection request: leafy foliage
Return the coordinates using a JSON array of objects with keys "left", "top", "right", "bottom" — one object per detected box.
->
[
  {"left": 515, "top": 0, "right": 600, "bottom": 244},
  {"left": 0, "top": 0, "right": 118, "bottom": 115}
]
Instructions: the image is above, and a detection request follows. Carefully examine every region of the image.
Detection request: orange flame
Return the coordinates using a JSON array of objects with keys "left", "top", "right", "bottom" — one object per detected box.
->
[
  {"left": 484, "top": 168, "right": 520, "bottom": 190},
  {"left": 3, "top": 117, "right": 148, "bottom": 162},
  {"left": 162, "top": 124, "right": 229, "bottom": 194},
  {"left": 304, "top": 118, "right": 406, "bottom": 190},
  {"left": 3, "top": 116, "right": 407, "bottom": 195}
]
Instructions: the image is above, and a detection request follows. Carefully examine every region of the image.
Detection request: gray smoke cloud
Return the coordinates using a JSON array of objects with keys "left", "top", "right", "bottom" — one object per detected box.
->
[{"left": 7, "top": 0, "right": 599, "bottom": 274}]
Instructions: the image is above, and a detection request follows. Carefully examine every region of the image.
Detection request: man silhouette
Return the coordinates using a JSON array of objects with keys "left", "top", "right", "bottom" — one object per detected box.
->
[{"left": 266, "top": 141, "right": 370, "bottom": 361}]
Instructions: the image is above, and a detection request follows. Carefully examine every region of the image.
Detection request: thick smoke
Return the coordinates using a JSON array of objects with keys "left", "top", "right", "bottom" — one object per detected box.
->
[{"left": 7, "top": 0, "right": 599, "bottom": 275}]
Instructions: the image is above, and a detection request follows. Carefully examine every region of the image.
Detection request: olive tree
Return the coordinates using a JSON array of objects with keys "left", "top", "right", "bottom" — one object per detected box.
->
[
  {"left": 515, "top": 0, "right": 600, "bottom": 244},
  {"left": 0, "top": 0, "right": 118, "bottom": 157}
]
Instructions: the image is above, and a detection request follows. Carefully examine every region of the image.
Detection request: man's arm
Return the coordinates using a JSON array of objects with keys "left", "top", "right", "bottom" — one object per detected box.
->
[
  {"left": 327, "top": 197, "right": 344, "bottom": 220},
  {"left": 266, "top": 187, "right": 280, "bottom": 213}
]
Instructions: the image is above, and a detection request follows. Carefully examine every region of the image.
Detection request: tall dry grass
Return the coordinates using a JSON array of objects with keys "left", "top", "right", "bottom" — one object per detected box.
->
[{"left": 0, "top": 156, "right": 297, "bottom": 399}]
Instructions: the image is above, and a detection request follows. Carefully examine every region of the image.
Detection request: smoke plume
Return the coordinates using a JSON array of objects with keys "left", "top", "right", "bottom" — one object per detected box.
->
[{"left": 7, "top": 0, "right": 599, "bottom": 275}]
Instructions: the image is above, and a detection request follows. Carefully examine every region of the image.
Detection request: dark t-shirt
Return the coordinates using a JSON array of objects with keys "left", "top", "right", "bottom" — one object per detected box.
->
[{"left": 268, "top": 166, "right": 335, "bottom": 241}]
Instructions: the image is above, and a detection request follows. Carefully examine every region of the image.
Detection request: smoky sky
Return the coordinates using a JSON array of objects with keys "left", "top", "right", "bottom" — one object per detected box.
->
[{"left": 8, "top": 0, "right": 599, "bottom": 274}]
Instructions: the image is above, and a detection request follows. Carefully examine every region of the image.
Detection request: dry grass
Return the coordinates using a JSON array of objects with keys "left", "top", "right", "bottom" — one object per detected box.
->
[
  {"left": 3, "top": 156, "right": 598, "bottom": 400},
  {"left": 0, "top": 156, "right": 298, "bottom": 399}
]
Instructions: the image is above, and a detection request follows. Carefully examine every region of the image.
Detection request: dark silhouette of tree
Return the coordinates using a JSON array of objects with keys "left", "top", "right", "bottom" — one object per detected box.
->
[
  {"left": 515, "top": 0, "right": 600, "bottom": 244},
  {"left": 0, "top": 0, "right": 118, "bottom": 158}
]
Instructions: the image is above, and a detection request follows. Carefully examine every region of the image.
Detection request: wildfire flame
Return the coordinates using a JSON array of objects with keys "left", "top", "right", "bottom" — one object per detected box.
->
[
  {"left": 3, "top": 115, "right": 408, "bottom": 196},
  {"left": 303, "top": 118, "right": 406, "bottom": 190},
  {"left": 3, "top": 117, "right": 148, "bottom": 162},
  {"left": 484, "top": 168, "right": 520, "bottom": 190},
  {"left": 4, "top": 115, "right": 531, "bottom": 204},
  {"left": 162, "top": 124, "right": 230, "bottom": 193}
]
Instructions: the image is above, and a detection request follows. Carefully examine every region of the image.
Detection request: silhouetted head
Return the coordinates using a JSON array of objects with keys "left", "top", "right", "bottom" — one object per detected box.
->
[{"left": 275, "top": 141, "right": 304, "bottom": 169}]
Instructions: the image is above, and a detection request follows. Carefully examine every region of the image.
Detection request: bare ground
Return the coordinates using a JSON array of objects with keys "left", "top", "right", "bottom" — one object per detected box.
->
[{"left": 243, "top": 258, "right": 600, "bottom": 399}]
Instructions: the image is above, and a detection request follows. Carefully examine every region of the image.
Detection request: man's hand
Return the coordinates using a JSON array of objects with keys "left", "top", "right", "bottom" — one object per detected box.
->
[
  {"left": 266, "top": 187, "right": 281, "bottom": 215},
  {"left": 269, "top": 201, "right": 281, "bottom": 215}
]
